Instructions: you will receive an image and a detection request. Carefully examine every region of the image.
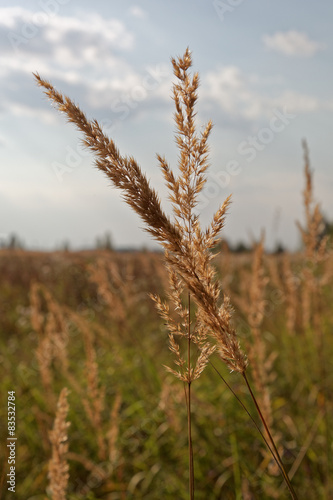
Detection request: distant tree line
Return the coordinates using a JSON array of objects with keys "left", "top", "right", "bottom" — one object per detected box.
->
[
  {"left": 0, "top": 233, "right": 25, "bottom": 250},
  {"left": 2, "top": 221, "right": 332, "bottom": 252}
]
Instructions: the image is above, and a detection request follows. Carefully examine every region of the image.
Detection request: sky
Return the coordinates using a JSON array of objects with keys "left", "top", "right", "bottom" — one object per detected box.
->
[{"left": 1, "top": 0, "right": 332, "bottom": 251}]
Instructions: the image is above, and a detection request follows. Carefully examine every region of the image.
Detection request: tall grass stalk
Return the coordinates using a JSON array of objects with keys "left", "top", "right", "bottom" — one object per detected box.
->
[
  {"left": 297, "top": 140, "right": 331, "bottom": 497},
  {"left": 34, "top": 48, "right": 298, "bottom": 498},
  {"left": 187, "top": 291, "right": 194, "bottom": 499},
  {"left": 242, "top": 372, "right": 298, "bottom": 499},
  {"left": 47, "top": 387, "right": 70, "bottom": 500}
]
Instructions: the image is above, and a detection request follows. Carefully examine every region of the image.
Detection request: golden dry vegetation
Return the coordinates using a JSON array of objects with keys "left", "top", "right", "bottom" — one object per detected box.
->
[
  {"left": 1, "top": 237, "right": 332, "bottom": 498},
  {"left": 1, "top": 49, "right": 332, "bottom": 500}
]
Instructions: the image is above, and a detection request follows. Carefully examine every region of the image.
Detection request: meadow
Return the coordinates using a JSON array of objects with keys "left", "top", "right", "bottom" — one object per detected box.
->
[
  {"left": 1, "top": 48, "right": 332, "bottom": 499},
  {"left": 0, "top": 234, "right": 332, "bottom": 499}
]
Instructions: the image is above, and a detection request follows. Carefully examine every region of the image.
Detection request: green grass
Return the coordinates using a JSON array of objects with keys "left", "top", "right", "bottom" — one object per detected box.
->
[{"left": 0, "top": 249, "right": 332, "bottom": 499}]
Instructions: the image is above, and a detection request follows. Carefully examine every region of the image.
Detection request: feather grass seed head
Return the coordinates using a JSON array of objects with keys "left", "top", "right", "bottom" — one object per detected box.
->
[
  {"left": 47, "top": 387, "right": 70, "bottom": 500},
  {"left": 34, "top": 49, "right": 247, "bottom": 374}
]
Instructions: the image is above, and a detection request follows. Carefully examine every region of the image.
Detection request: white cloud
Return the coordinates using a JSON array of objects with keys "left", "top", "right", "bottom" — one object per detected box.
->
[
  {"left": 1, "top": 13, "right": 135, "bottom": 97},
  {"left": 203, "top": 66, "right": 254, "bottom": 117},
  {"left": 271, "top": 90, "right": 320, "bottom": 113},
  {"left": 0, "top": 7, "right": 329, "bottom": 132},
  {"left": 203, "top": 66, "right": 264, "bottom": 119},
  {"left": 0, "top": 6, "right": 32, "bottom": 28},
  {"left": 2, "top": 101, "right": 59, "bottom": 125},
  {"left": 202, "top": 66, "right": 329, "bottom": 121},
  {"left": 0, "top": 8, "right": 150, "bottom": 115},
  {"left": 0, "top": 9, "right": 135, "bottom": 93},
  {"left": 45, "top": 13, "right": 134, "bottom": 49},
  {"left": 0, "top": 7, "right": 134, "bottom": 54},
  {"left": 262, "top": 30, "right": 325, "bottom": 57},
  {"left": 128, "top": 6, "right": 147, "bottom": 19}
]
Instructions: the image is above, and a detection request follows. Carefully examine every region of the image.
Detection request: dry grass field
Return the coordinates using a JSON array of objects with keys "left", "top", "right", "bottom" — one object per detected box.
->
[
  {"left": 1, "top": 48, "right": 332, "bottom": 499},
  {"left": 0, "top": 240, "right": 332, "bottom": 499}
]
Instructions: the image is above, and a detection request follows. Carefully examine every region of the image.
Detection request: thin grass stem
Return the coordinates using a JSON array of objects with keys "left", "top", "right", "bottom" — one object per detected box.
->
[
  {"left": 242, "top": 372, "right": 298, "bottom": 500},
  {"left": 187, "top": 291, "right": 194, "bottom": 500},
  {"left": 209, "top": 361, "right": 280, "bottom": 470}
]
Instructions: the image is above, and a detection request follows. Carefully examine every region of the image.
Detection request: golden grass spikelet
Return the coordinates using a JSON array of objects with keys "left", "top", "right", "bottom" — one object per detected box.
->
[
  {"left": 30, "top": 283, "right": 69, "bottom": 397},
  {"left": 248, "top": 235, "right": 269, "bottom": 330},
  {"left": 33, "top": 49, "right": 302, "bottom": 498},
  {"left": 282, "top": 253, "right": 299, "bottom": 333},
  {"left": 88, "top": 257, "right": 127, "bottom": 325},
  {"left": 153, "top": 263, "right": 216, "bottom": 382},
  {"left": 241, "top": 239, "right": 283, "bottom": 475},
  {"left": 266, "top": 254, "right": 283, "bottom": 292},
  {"left": 150, "top": 294, "right": 185, "bottom": 339},
  {"left": 34, "top": 49, "right": 246, "bottom": 374},
  {"left": 297, "top": 140, "right": 328, "bottom": 265},
  {"left": 297, "top": 140, "right": 330, "bottom": 331},
  {"left": 74, "top": 314, "right": 107, "bottom": 461},
  {"left": 34, "top": 71, "right": 181, "bottom": 254},
  {"left": 244, "top": 239, "right": 275, "bottom": 428},
  {"left": 192, "top": 343, "right": 216, "bottom": 380},
  {"left": 30, "top": 281, "right": 46, "bottom": 333},
  {"left": 47, "top": 387, "right": 70, "bottom": 500},
  {"left": 107, "top": 392, "right": 122, "bottom": 466}
]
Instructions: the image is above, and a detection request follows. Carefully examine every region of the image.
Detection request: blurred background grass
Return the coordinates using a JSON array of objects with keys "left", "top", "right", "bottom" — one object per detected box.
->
[{"left": 0, "top": 247, "right": 332, "bottom": 499}]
